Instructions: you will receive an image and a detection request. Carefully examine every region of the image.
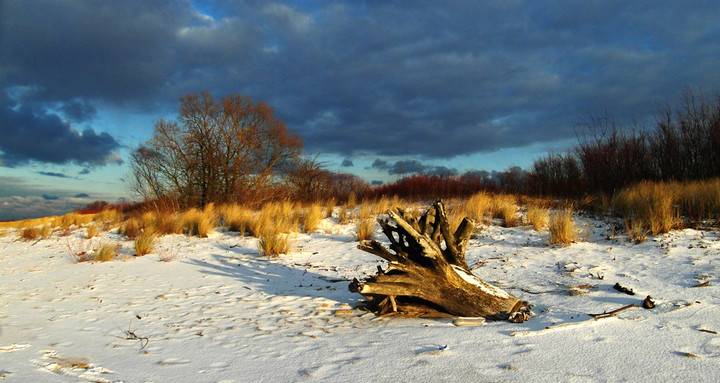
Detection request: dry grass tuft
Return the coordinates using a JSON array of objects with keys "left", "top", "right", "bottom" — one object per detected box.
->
[
  {"left": 249, "top": 202, "right": 299, "bottom": 238},
  {"left": 613, "top": 182, "right": 679, "bottom": 235},
  {"left": 120, "top": 218, "right": 142, "bottom": 239},
  {"left": 355, "top": 218, "right": 376, "bottom": 242},
  {"left": 464, "top": 192, "right": 493, "bottom": 223},
  {"left": 221, "top": 204, "right": 253, "bottom": 235},
  {"left": 676, "top": 179, "right": 720, "bottom": 225},
  {"left": 323, "top": 199, "right": 336, "bottom": 218},
  {"left": 258, "top": 230, "right": 292, "bottom": 256},
  {"left": 526, "top": 204, "right": 549, "bottom": 231},
  {"left": 65, "top": 239, "right": 94, "bottom": 263},
  {"left": 20, "top": 226, "right": 40, "bottom": 241},
  {"left": 300, "top": 204, "right": 324, "bottom": 233},
  {"left": 180, "top": 208, "right": 217, "bottom": 238},
  {"left": 625, "top": 218, "right": 648, "bottom": 244},
  {"left": 86, "top": 224, "right": 100, "bottom": 239},
  {"left": 58, "top": 213, "right": 93, "bottom": 230},
  {"left": 548, "top": 209, "right": 576, "bottom": 246},
  {"left": 337, "top": 207, "right": 350, "bottom": 224},
  {"left": 94, "top": 242, "right": 121, "bottom": 262},
  {"left": 94, "top": 209, "right": 123, "bottom": 229},
  {"left": 346, "top": 192, "right": 357, "bottom": 209},
  {"left": 357, "top": 202, "right": 375, "bottom": 221},
  {"left": 489, "top": 195, "right": 519, "bottom": 227},
  {"left": 39, "top": 225, "right": 52, "bottom": 239},
  {"left": 134, "top": 232, "right": 156, "bottom": 256}
]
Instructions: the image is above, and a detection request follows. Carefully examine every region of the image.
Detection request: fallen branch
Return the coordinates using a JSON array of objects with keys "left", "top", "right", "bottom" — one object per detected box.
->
[{"left": 588, "top": 303, "right": 637, "bottom": 318}]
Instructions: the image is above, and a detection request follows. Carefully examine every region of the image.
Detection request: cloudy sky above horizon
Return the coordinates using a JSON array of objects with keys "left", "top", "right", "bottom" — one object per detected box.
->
[{"left": 2, "top": 0, "right": 720, "bottom": 219}]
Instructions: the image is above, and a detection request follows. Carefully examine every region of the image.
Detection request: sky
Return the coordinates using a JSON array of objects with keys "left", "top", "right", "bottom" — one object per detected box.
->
[{"left": 2, "top": 1, "right": 720, "bottom": 220}]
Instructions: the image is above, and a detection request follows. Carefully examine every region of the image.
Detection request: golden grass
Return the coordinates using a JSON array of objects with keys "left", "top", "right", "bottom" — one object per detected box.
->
[
  {"left": 300, "top": 204, "right": 323, "bottom": 233},
  {"left": 179, "top": 207, "right": 218, "bottom": 238},
  {"left": 346, "top": 192, "right": 357, "bottom": 209},
  {"left": 94, "top": 242, "right": 120, "bottom": 262},
  {"left": 20, "top": 226, "right": 40, "bottom": 241},
  {"left": 39, "top": 224, "right": 52, "bottom": 239},
  {"left": 337, "top": 207, "right": 350, "bottom": 224},
  {"left": 86, "top": 224, "right": 100, "bottom": 239},
  {"left": 58, "top": 213, "right": 93, "bottom": 229},
  {"left": 248, "top": 202, "right": 298, "bottom": 238},
  {"left": 120, "top": 218, "right": 142, "bottom": 239},
  {"left": 134, "top": 232, "right": 156, "bottom": 256},
  {"left": 2, "top": 216, "right": 54, "bottom": 230},
  {"left": 355, "top": 218, "right": 376, "bottom": 241},
  {"left": 676, "top": 179, "right": 720, "bottom": 225},
  {"left": 324, "top": 199, "right": 336, "bottom": 218},
  {"left": 357, "top": 202, "right": 375, "bottom": 221},
  {"left": 488, "top": 195, "right": 519, "bottom": 227},
  {"left": 613, "top": 181, "right": 679, "bottom": 235},
  {"left": 464, "top": 192, "right": 493, "bottom": 223},
  {"left": 258, "top": 230, "right": 292, "bottom": 256},
  {"left": 221, "top": 204, "right": 253, "bottom": 234},
  {"left": 526, "top": 204, "right": 549, "bottom": 231},
  {"left": 94, "top": 209, "right": 123, "bottom": 229},
  {"left": 548, "top": 209, "right": 576, "bottom": 246}
]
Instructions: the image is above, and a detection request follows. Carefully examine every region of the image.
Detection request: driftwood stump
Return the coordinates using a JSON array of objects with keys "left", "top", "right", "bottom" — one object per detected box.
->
[{"left": 350, "top": 200, "right": 530, "bottom": 321}]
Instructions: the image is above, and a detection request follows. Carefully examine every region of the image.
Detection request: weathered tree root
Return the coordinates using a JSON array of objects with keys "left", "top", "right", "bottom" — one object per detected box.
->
[{"left": 350, "top": 200, "right": 530, "bottom": 321}]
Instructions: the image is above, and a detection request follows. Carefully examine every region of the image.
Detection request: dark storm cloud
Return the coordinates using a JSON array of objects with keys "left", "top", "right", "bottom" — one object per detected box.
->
[
  {"left": 74, "top": 193, "right": 90, "bottom": 198},
  {"left": 0, "top": 96, "right": 123, "bottom": 166},
  {"left": 42, "top": 194, "right": 59, "bottom": 200},
  {"left": 370, "top": 158, "right": 458, "bottom": 176},
  {"left": 341, "top": 158, "right": 354, "bottom": 167},
  {"left": 37, "top": 172, "right": 73, "bottom": 179},
  {"left": 2, "top": 1, "right": 720, "bottom": 161}
]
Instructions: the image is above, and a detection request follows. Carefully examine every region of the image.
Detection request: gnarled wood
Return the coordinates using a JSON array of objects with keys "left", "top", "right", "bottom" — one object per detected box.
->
[{"left": 350, "top": 200, "right": 529, "bottom": 321}]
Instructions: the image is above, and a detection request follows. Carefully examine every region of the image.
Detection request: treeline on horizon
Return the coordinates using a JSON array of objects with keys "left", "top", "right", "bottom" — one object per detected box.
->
[
  {"left": 363, "top": 88, "right": 720, "bottom": 203},
  {"left": 79, "top": 88, "right": 720, "bottom": 215}
]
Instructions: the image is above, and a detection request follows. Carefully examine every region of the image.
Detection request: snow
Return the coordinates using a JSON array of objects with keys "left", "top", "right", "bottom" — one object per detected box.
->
[
  {"left": 1, "top": 215, "right": 719, "bottom": 382},
  {"left": 451, "top": 265, "right": 511, "bottom": 299}
]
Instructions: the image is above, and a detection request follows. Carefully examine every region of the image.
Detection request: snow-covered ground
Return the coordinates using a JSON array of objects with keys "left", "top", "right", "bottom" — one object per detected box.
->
[{"left": 1, "top": 214, "right": 719, "bottom": 382}]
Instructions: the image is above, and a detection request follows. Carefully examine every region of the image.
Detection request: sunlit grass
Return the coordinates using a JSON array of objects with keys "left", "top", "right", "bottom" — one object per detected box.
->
[
  {"left": 221, "top": 204, "right": 253, "bottom": 235},
  {"left": 86, "top": 224, "right": 100, "bottom": 239},
  {"left": 526, "top": 204, "right": 549, "bottom": 231},
  {"left": 549, "top": 209, "right": 576, "bottom": 246},
  {"left": 258, "top": 229, "right": 292, "bottom": 256},
  {"left": 613, "top": 181, "right": 679, "bottom": 235},
  {"left": 94, "top": 242, "right": 121, "bottom": 262},
  {"left": 355, "top": 218, "right": 376, "bottom": 241},
  {"left": 134, "top": 232, "right": 156, "bottom": 256},
  {"left": 464, "top": 192, "right": 493, "bottom": 224},
  {"left": 20, "top": 226, "right": 40, "bottom": 241},
  {"left": 300, "top": 203, "right": 324, "bottom": 233},
  {"left": 179, "top": 208, "right": 217, "bottom": 238}
]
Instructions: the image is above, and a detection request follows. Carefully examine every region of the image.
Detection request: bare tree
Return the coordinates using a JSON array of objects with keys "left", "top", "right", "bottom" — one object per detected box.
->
[{"left": 129, "top": 92, "right": 303, "bottom": 207}]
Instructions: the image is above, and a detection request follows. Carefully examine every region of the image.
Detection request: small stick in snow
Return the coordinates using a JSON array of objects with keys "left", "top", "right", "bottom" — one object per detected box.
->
[
  {"left": 588, "top": 303, "right": 637, "bottom": 318},
  {"left": 698, "top": 329, "right": 718, "bottom": 335},
  {"left": 690, "top": 281, "right": 710, "bottom": 288}
]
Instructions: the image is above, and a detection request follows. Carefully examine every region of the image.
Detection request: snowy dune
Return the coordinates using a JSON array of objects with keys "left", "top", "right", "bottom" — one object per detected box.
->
[{"left": 1, "top": 215, "right": 719, "bottom": 382}]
